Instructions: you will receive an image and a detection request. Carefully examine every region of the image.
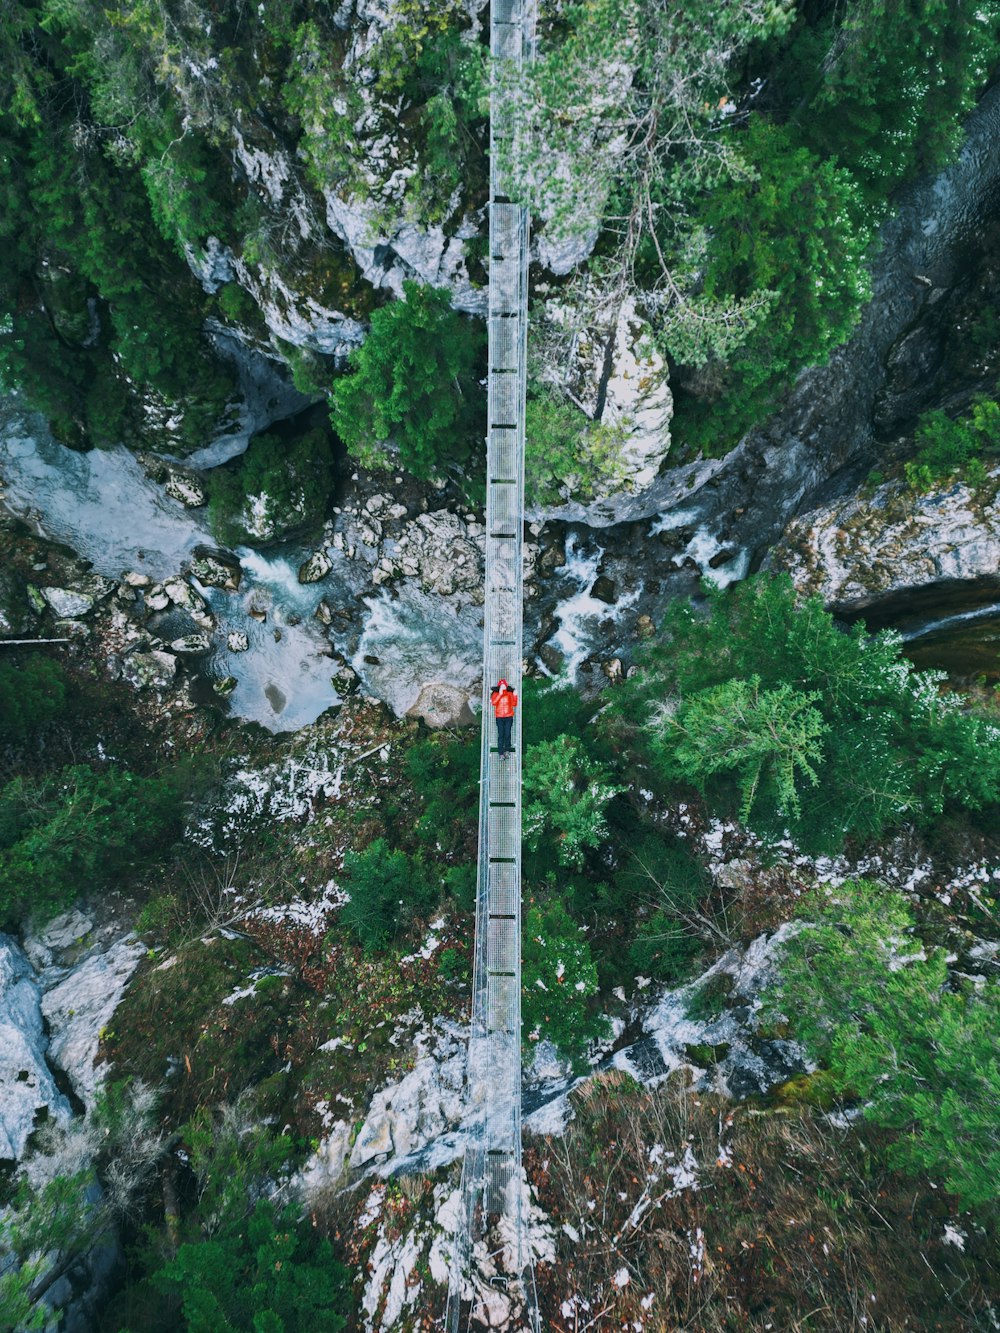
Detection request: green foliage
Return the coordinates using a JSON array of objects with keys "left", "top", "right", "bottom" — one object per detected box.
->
[
  {"left": 0, "top": 762, "right": 185, "bottom": 924},
  {"left": 904, "top": 398, "right": 1000, "bottom": 492},
  {"left": 523, "top": 736, "right": 624, "bottom": 871},
  {"left": 673, "top": 119, "right": 872, "bottom": 453},
  {"left": 620, "top": 573, "right": 1000, "bottom": 851},
  {"left": 206, "top": 427, "right": 336, "bottom": 546},
  {"left": 769, "top": 880, "right": 1000, "bottom": 1210},
  {"left": 330, "top": 282, "right": 484, "bottom": 479},
  {"left": 403, "top": 730, "right": 479, "bottom": 857},
  {"left": 524, "top": 387, "right": 630, "bottom": 506},
  {"left": 284, "top": 10, "right": 485, "bottom": 224},
  {"left": 522, "top": 901, "right": 608, "bottom": 1068},
  {"left": 155, "top": 1198, "right": 349, "bottom": 1333},
  {"left": 148, "top": 1107, "right": 352, "bottom": 1331},
  {"left": 786, "top": 0, "right": 1000, "bottom": 208},
  {"left": 613, "top": 834, "right": 711, "bottom": 981},
  {"left": 652, "top": 676, "right": 827, "bottom": 822},
  {"left": 339, "top": 837, "right": 435, "bottom": 953},
  {"left": 0, "top": 656, "right": 68, "bottom": 741}
]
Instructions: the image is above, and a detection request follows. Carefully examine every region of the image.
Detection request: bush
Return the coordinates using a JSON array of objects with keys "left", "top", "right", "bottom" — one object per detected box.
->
[
  {"left": 0, "top": 657, "right": 68, "bottom": 741},
  {"left": 524, "top": 388, "right": 629, "bottom": 507},
  {"left": 767, "top": 880, "right": 1000, "bottom": 1210},
  {"left": 339, "top": 838, "right": 435, "bottom": 953},
  {"left": 0, "top": 763, "right": 185, "bottom": 924},
  {"left": 330, "top": 282, "right": 483, "bottom": 479},
  {"left": 522, "top": 901, "right": 608, "bottom": 1069},
  {"left": 523, "top": 736, "right": 624, "bottom": 871},
  {"left": 904, "top": 398, "right": 1000, "bottom": 492}
]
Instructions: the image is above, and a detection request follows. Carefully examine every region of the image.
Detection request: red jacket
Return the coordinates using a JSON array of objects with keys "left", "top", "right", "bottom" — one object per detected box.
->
[{"left": 490, "top": 685, "right": 518, "bottom": 718}]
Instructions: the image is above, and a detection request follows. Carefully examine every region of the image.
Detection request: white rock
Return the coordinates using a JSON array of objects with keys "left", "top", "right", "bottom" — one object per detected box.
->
[
  {"left": 0, "top": 935, "right": 72, "bottom": 1160},
  {"left": 41, "top": 587, "right": 95, "bottom": 618},
  {"left": 120, "top": 650, "right": 177, "bottom": 691},
  {"left": 164, "top": 472, "right": 206, "bottom": 507},
  {"left": 123, "top": 571, "right": 152, "bottom": 588},
  {"left": 298, "top": 549, "right": 333, "bottom": 583},
  {"left": 41, "top": 937, "right": 145, "bottom": 1107},
  {"left": 227, "top": 630, "right": 250, "bottom": 653},
  {"left": 170, "top": 634, "right": 213, "bottom": 655}
]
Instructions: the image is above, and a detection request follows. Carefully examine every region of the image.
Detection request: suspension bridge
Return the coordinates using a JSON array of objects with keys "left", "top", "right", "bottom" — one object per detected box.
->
[{"left": 445, "top": 0, "right": 539, "bottom": 1326}]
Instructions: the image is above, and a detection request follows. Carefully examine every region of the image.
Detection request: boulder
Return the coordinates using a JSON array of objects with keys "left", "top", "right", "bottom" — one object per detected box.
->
[
  {"left": 123, "top": 571, "right": 152, "bottom": 589},
  {"left": 405, "top": 683, "right": 477, "bottom": 729},
  {"left": 41, "top": 937, "right": 146, "bottom": 1107},
  {"left": 169, "top": 634, "right": 213, "bottom": 655},
  {"left": 144, "top": 584, "right": 171, "bottom": 612},
  {"left": 314, "top": 599, "right": 333, "bottom": 626},
  {"left": 189, "top": 551, "right": 242, "bottom": 591},
  {"left": 120, "top": 650, "right": 177, "bottom": 691},
  {"left": 771, "top": 465, "right": 1000, "bottom": 612},
  {"left": 163, "top": 579, "right": 215, "bottom": 630},
  {"left": 590, "top": 574, "right": 617, "bottom": 605},
  {"left": 298, "top": 549, "right": 333, "bottom": 584},
  {"left": 164, "top": 470, "right": 206, "bottom": 507},
  {"left": 0, "top": 934, "right": 72, "bottom": 1160},
  {"left": 227, "top": 630, "right": 250, "bottom": 653},
  {"left": 41, "top": 587, "right": 95, "bottom": 619},
  {"left": 213, "top": 675, "right": 238, "bottom": 697},
  {"left": 393, "top": 511, "right": 483, "bottom": 597}
]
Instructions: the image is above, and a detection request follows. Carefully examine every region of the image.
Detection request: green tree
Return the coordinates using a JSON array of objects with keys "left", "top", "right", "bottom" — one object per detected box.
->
[
  {"left": 0, "top": 763, "right": 185, "bottom": 923},
  {"left": 675, "top": 118, "right": 872, "bottom": 452},
  {"left": 617, "top": 574, "right": 1000, "bottom": 850},
  {"left": 522, "top": 901, "right": 608, "bottom": 1068},
  {"left": 768, "top": 880, "right": 1000, "bottom": 1210},
  {"left": 339, "top": 837, "right": 435, "bottom": 952},
  {"left": 330, "top": 282, "right": 483, "bottom": 478},
  {"left": 650, "top": 676, "right": 827, "bottom": 822},
  {"left": 523, "top": 736, "right": 624, "bottom": 870},
  {"left": 524, "top": 387, "right": 629, "bottom": 506},
  {"left": 155, "top": 1198, "right": 349, "bottom": 1333}
]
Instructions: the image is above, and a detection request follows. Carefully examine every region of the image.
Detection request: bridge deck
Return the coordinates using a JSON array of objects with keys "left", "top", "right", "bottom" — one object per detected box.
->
[{"left": 446, "top": 0, "right": 538, "bottom": 1325}]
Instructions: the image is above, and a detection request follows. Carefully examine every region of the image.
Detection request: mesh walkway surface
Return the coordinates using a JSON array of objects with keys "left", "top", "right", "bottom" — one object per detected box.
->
[{"left": 445, "top": 0, "right": 538, "bottom": 1326}]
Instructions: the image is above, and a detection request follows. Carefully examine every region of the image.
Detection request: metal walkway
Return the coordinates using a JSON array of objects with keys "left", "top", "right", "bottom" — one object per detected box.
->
[{"left": 445, "top": 0, "right": 538, "bottom": 1327}]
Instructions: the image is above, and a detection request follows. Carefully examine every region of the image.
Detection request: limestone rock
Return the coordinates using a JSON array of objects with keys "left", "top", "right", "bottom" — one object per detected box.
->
[
  {"left": 41, "top": 586, "right": 95, "bottom": 618},
  {"left": 164, "top": 470, "right": 206, "bottom": 507},
  {"left": 349, "top": 1111, "right": 394, "bottom": 1167},
  {"left": 405, "top": 683, "right": 476, "bottom": 729},
  {"left": 41, "top": 937, "right": 145, "bottom": 1107},
  {"left": 771, "top": 465, "right": 1000, "bottom": 611},
  {"left": 144, "top": 584, "right": 170, "bottom": 612},
  {"left": 190, "top": 551, "right": 242, "bottom": 591},
  {"left": 298, "top": 549, "right": 333, "bottom": 583},
  {"left": 0, "top": 934, "right": 72, "bottom": 1160},
  {"left": 170, "top": 633, "right": 213, "bottom": 655},
  {"left": 227, "top": 630, "right": 250, "bottom": 653},
  {"left": 394, "top": 511, "right": 483, "bottom": 597},
  {"left": 121, "top": 650, "right": 177, "bottom": 691},
  {"left": 163, "top": 579, "right": 215, "bottom": 630},
  {"left": 213, "top": 675, "right": 238, "bottom": 697},
  {"left": 314, "top": 599, "right": 333, "bottom": 626},
  {"left": 123, "top": 571, "right": 152, "bottom": 589}
]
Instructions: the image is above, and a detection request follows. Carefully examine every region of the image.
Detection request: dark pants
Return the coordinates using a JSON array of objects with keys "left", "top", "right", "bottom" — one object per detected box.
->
[{"left": 496, "top": 716, "right": 513, "bottom": 755}]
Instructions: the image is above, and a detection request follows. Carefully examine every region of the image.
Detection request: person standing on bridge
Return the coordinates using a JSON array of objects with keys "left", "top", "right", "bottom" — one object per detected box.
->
[{"left": 490, "top": 678, "right": 518, "bottom": 761}]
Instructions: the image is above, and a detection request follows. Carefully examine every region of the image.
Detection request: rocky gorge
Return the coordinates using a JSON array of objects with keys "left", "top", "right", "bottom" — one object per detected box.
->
[{"left": 3, "top": 0, "right": 1000, "bottom": 1328}]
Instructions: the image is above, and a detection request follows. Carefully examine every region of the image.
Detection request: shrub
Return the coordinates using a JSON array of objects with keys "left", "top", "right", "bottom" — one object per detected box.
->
[
  {"left": 904, "top": 398, "right": 1000, "bottom": 492},
  {"left": 339, "top": 838, "right": 435, "bottom": 953},
  {"left": 524, "top": 388, "right": 629, "bottom": 507},
  {"left": 206, "top": 427, "right": 336, "bottom": 546},
  {"left": 330, "top": 281, "right": 483, "bottom": 479},
  {"left": 0, "top": 763, "right": 185, "bottom": 924},
  {"left": 0, "top": 657, "right": 68, "bottom": 741},
  {"left": 522, "top": 901, "right": 608, "bottom": 1068},
  {"left": 523, "top": 736, "right": 624, "bottom": 871}
]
